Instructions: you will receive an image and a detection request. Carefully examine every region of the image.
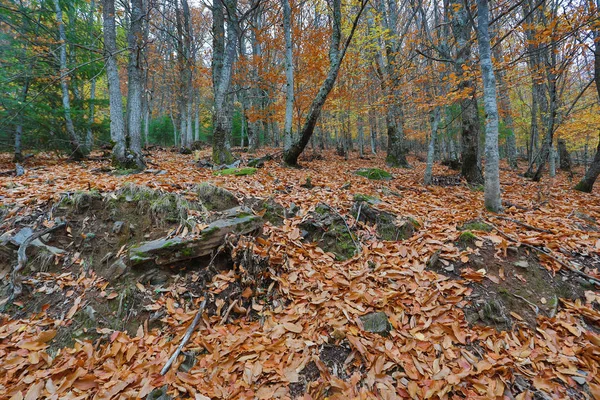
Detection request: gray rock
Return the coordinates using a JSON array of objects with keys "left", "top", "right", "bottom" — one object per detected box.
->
[
  {"left": 112, "top": 221, "right": 125, "bottom": 234},
  {"left": 106, "top": 257, "right": 127, "bottom": 279},
  {"left": 178, "top": 351, "right": 197, "bottom": 372},
  {"left": 146, "top": 385, "right": 171, "bottom": 400},
  {"left": 514, "top": 260, "right": 529, "bottom": 269},
  {"left": 359, "top": 312, "right": 390, "bottom": 335}
]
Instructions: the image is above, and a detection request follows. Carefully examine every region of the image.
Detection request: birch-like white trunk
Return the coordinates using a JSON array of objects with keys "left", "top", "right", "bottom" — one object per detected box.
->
[
  {"left": 476, "top": 0, "right": 502, "bottom": 211},
  {"left": 282, "top": 0, "right": 294, "bottom": 152}
]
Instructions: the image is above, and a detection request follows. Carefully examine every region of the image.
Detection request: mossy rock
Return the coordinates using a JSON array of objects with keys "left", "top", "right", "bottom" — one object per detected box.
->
[
  {"left": 458, "top": 231, "right": 478, "bottom": 244},
  {"left": 299, "top": 203, "right": 358, "bottom": 260},
  {"left": 111, "top": 183, "right": 199, "bottom": 224},
  {"left": 459, "top": 219, "right": 492, "bottom": 232},
  {"left": 213, "top": 167, "right": 257, "bottom": 176},
  {"left": 352, "top": 201, "right": 414, "bottom": 241},
  {"left": 359, "top": 312, "right": 390, "bottom": 335},
  {"left": 243, "top": 197, "right": 285, "bottom": 225},
  {"left": 353, "top": 194, "right": 381, "bottom": 205},
  {"left": 59, "top": 189, "right": 102, "bottom": 212},
  {"left": 355, "top": 168, "right": 393, "bottom": 180},
  {"left": 195, "top": 182, "right": 239, "bottom": 211}
]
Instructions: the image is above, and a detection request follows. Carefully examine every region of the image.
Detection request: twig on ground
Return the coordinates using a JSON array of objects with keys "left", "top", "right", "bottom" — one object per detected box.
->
[
  {"left": 160, "top": 294, "right": 208, "bottom": 376},
  {"left": 220, "top": 299, "right": 238, "bottom": 325},
  {"left": 512, "top": 293, "right": 540, "bottom": 314},
  {"left": 492, "top": 215, "right": 554, "bottom": 234},
  {"left": 10, "top": 222, "right": 66, "bottom": 299},
  {"left": 332, "top": 208, "right": 361, "bottom": 252},
  {"left": 487, "top": 221, "right": 600, "bottom": 286},
  {"left": 352, "top": 203, "right": 363, "bottom": 229}
]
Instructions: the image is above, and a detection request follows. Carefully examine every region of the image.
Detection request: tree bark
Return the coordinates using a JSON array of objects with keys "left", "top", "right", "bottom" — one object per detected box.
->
[
  {"left": 126, "top": 0, "right": 146, "bottom": 169},
  {"left": 283, "top": 0, "right": 294, "bottom": 153},
  {"left": 54, "top": 0, "right": 86, "bottom": 160},
  {"left": 212, "top": 0, "right": 237, "bottom": 164},
  {"left": 476, "top": 0, "right": 502, "bottom": 211},
  {"left": 575, "top": 0, "right": 600, "bottom": 192},
  {"left": 450, "top": 0, "right": 482, "bottom": 183},
  {"left": 424, "top": 106, "right": 441, "bottom": 185},
  {"left": 103, "top": 0, "right": 128, "bottom": 165}
]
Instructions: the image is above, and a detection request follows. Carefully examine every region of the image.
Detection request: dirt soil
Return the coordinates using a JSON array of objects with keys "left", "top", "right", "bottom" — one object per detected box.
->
[{"left": 428, "top": 240, "right": 595, "bottom": 331}]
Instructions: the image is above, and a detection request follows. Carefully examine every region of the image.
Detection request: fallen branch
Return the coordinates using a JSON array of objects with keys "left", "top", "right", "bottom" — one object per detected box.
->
[
  {"left": 486, "top": 221, "right": 600, "bottom": 286},
  {"left": 160, "top": 294, "right": 208, "bottom": 376},
  {"left": 492, "top": 215, "right": 554, "bottom": 234},
  {"left": 10, "top": 222, "right": 66, "bottom": 298}
]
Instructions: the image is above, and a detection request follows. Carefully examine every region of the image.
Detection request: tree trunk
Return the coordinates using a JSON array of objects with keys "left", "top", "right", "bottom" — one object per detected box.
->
[
  {"left": 492, "top": 34, "right": 517, "bottom": 169},
  {"left": 283, "top": 0, "right": 294, "bottom": 153},
  {"left": 103, "top": 0, "right": 128, "bottom": 165},
  {"left": 557, "top": 139, "right": 572, "bottom": 171},
  {"left": 283, "top": 0, "right": 367, "bottom": 166},
  {"left": 477, "top": 0, "right": 501, "bottom": 211},
  {"left": 575, "top": 0, "right": 599, "bottom": 192},
  {"left": 424, "top": 106, "right": 441, "bottom": 185},
  {"left": 450, "top": 0, "right": 482, "bottom": 183},
  {"left": 126, "top": 0, "right": 146, "bottom": 169},
  {"left": 211, "top": 0, "right": 237, "bottom": 163},
  {"left": 54, "top": 0, "right": 85, "bottom": 160}
]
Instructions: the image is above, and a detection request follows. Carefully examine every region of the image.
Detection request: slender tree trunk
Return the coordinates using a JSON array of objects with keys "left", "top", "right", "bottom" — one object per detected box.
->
[
  {"left": 103, "top": 0, "right": 127, "bottom": 165},
  {"left": 575, "top": 0, "right": 600, "bottom": 192},
  {"left": 424, "top": 106, "right": 441, "bottom": 185},
  {"left": 283, "top": 0, "right": 294, "bottom": 152},
  {"left": 283, "top": 0, "right": 367, "bottom": 165},
  {"left": 211, "top": 0, "right": 237, "bottom": 163},
  {"left": 54, "top": 0, "right": 85, "bottom": 160},
  {"left": 477, "top": 0, "right": 501, "bottom": 211},
  {"left": 194, "top": 97, "right": 200, "bottom": 142}
]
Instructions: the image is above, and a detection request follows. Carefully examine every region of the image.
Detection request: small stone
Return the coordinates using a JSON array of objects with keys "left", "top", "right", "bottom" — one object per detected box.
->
[
  {"left": 444, "top": 265, "right": 455, "bottom": 272},
  {"left": 359, "top": 312, "right": 390, "bottom": 335},
  {"left": 572, "top": 376, "right": 587, "bottom": 385},
  {"left": 507, "top": 246, "right": 519, "bottom": 256},
  {"left": 146, "top": 385, "right": 172, "bottom": 400},
  {"left": 106, "top": 258, "right": 127, "bottom": 279},
  {"left": 84, "top": 305, "right": 96, "bottom": 322},
  {"left": 178, "top": 352, "right": 196, "bottom": 372},
  {"left": 514, "top": 260, "right": 529, "bottom": 269}
]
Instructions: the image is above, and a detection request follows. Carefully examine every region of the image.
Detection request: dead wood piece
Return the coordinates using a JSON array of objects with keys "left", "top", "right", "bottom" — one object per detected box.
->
[
  {"left": 10, "top": 222, "right": 66, "bottom": 299},
  {"left": 160, "top": 294, "right": 207, "bottom": 375},
  {"left": 492, "top": 215, "right": 555, "bottom": 234}
]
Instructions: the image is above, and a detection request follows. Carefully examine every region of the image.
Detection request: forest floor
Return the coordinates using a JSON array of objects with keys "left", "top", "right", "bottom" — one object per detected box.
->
[{"left": 0, "top": 148, "right": 599, "bottom": 400}]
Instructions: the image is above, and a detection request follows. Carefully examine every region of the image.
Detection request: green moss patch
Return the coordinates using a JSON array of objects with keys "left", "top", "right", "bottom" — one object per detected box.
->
[
  {"left": 459, "top": 220, "right": 492, "bottom": 232},
  {"left": 355, "top": 168, "right": 393, "bottom": 180},
  {"left": 213, "top": 167, "right": 257, "bottom": 176}
]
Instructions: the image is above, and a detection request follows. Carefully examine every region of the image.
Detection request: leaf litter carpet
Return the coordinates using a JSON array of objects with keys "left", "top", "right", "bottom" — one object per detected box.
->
[{"left": 0, "top": 150, "right": 599, "bottom": 399}]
